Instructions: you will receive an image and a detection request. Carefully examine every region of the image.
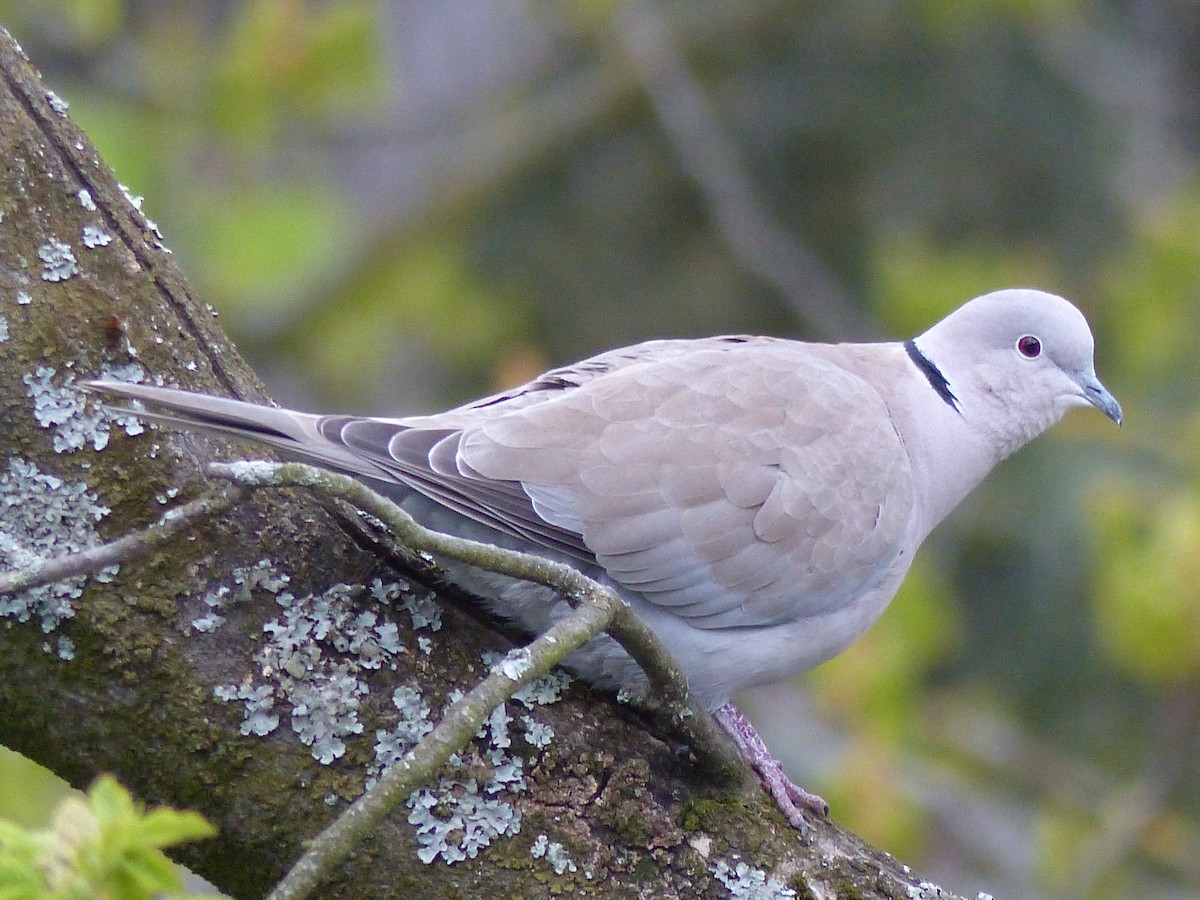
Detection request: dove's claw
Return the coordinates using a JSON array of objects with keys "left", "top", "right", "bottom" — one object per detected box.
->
[
  {"left": 712, "top": 703, "right": 827, "bottom": 832},
  {"left": 782, "top": 774, "right": 829, "bottom": 816}
]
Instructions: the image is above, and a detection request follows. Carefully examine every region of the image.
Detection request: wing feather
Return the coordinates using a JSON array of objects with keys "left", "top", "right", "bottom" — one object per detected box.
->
[{"left": 88, "top": 336, "right": 915, "bottom": 630}]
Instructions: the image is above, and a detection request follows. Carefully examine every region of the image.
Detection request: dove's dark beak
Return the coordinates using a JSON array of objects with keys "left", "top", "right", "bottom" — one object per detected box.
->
[{"left": 1077, "top": 372, "right": 1123, "bottom": 426}]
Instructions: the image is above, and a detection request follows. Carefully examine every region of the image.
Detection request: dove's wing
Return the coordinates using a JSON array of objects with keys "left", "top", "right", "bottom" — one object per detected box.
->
[
  {"left": 89, "top": 337, "right": 916, "bottom": 631},
  {"left": 446, "top": 339, "right": 916, "bottom": 629}
]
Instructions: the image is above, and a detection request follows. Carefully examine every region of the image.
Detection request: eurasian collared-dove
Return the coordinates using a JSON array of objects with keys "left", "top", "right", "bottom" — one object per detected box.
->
[{"left": 87, "top": 288, "right": 1122, "bottom": 830}]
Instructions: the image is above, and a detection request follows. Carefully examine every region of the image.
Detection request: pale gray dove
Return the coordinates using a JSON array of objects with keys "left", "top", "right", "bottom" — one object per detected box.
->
[{"left": 87, "top": 288, "right": 1122, "bottom": 830}]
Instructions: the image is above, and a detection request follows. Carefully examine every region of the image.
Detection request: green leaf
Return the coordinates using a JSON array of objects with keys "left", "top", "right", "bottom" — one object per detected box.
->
[
  {"left": 112, "top": 848, "right": 184, "bottom": 897},
  {"left": 88, "top": 775, "right": 135, "bottom": 824},
  {"left": 0, "top": 819, "right": 39, "bottom": 852},
  {"left": 0, "top": 777, "right": 216, "bottom": 900},
  {"left": 134, "top": 808, "right": 218, "bottom": 849}
]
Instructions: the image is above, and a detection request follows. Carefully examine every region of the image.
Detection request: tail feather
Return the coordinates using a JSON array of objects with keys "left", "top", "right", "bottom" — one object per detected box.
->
[
  {"left": 83, "top": 380, "right": 392, "bottom": 481},
  {"left": 84, "top": 379, "right": 594, "bottom": 563}
]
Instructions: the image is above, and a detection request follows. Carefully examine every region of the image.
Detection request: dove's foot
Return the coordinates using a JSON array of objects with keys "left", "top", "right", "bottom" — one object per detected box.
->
[{"left": 712, "top": 703, "right": 828, "bottom": 831}]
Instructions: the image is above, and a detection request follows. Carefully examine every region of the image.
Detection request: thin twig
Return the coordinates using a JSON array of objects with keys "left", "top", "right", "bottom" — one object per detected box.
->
[
  {"left": 265, "top": 584, "right": 619, "bottom": 900},
  {"left": 208, "top": 463, "right": 689, "bottom": 701},
  {"left": 0, "top": 484, "right": 245, "bottom": 596}
]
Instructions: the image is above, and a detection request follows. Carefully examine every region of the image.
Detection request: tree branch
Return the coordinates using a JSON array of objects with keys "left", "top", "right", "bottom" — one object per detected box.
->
[{"left": 0, "top": 485, "right": 243, "bottom": 596}]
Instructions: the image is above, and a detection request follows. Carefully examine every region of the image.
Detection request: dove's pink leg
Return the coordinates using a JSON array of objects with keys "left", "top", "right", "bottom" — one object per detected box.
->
[{"left": 712, "top": 703, "right": 828, "bottom": 830}]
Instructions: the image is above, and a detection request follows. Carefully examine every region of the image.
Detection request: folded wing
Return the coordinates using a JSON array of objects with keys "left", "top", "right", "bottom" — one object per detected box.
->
[{"left": 88, "top": 337, "right": 915, "bottom": 630}]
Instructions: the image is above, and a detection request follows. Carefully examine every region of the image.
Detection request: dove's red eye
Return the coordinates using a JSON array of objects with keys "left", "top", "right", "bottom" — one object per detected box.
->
[{"left": 1017, "top": 335, "right": 1042, "bottom": 358}]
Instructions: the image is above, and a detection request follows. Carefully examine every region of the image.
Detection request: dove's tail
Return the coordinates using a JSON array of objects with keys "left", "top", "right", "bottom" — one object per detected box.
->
[
  {"left": 85, "top": 380, "right": 593, "bottom": 559},
  {"left": 82, "top": 380, "right": 393, "bottom": 481}
]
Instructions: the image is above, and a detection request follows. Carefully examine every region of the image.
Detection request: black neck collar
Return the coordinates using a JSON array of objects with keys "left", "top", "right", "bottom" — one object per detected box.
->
[{"left": 904, "top": 339, "right": 961, "bottom": 414}]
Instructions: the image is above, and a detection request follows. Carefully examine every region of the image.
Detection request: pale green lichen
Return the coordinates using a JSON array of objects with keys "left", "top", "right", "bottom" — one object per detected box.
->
[
  {"left": 521, "top": 716, "right": 553, "bottom": 749},
  {"left": 372, "top": 577, "right": 441, "bottom": 632},
  {"left": 530, "top": 833, "right": 577, "bottom": 875},
  {"left": 494, "top": 646, "right": 533, "bottom": 681},
  {"left": 214, "top": 683, "right": 278, "bottom": 737},
  {"left": 712, "top": 858, "right": 796, "bottom": 899},
  {"left": 81, "top": 225, "right": 112, "bottom": 249},
  {"left": 0, "top": 456, "right": 115, "bottom": 641},
  {"left": 24, "top": 363, "right": 145, "bottom": 453},
  {"left": 368, "top": 650, "right": 560, "bottom": 866},
  {"left": 405, "top": 702, "right": 525, "bottom": 865},
  {"left": 45, "top": 89, "right": 68, "bottom": 113},
  {"left": 37, "top": 239, "right": 77, "bottom": 281},
  {"left": 210, "top": 567, "right": 414, "bottom": 765},
  {"left": 511, "top": 669, "right": 571, "bottom": 707}
]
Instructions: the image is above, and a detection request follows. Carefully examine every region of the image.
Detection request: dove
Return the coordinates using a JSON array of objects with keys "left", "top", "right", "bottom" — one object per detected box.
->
[{"left": 87, "top": 287, "right": 1121, "bottom": 830}]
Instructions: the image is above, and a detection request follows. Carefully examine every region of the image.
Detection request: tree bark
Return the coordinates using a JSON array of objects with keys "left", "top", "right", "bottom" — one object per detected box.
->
[{"left": 0, "top": 28, "right": 963, "bottom": 900}]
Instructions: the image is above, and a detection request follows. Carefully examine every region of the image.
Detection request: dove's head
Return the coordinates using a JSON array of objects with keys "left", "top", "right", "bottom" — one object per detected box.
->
[{"left": 914, "top": 289, "right": 1122, "bottom": 450}]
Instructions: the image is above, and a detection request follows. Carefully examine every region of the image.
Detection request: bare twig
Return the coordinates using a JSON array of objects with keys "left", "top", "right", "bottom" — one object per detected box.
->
[
  {"left": 208, "top": 461, "right": 736, "bottom": 762},
  {"left": 206, "top": 461, "right": 706, "bottom": 713},
  {"left": 0, "top": 484, "right": 245, "bottom": 596},
  {"left": 266, "top": 581, "right": 618, "bottom": 900}
]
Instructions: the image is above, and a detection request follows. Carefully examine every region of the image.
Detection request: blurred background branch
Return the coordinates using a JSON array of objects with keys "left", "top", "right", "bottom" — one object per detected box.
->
[{"left": 609, "top": 1, "right": 865, "bottom": 338}]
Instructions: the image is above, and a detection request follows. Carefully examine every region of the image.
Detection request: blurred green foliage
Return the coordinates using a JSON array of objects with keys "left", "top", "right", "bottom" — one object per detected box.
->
[
  {"left": 211, "top": 0, "right": 381, "bottom": 140},
  {"left": 807, "top": 556, "right": 961, "bottom": 856},
  {"left": 0, "top": 749, "right": 69, "bottom": 830},
  {"left": 0, "top": 775, "right": 214, "bottom": 900},
  {"left": 1, "top": 0, "right": 1199, "bottom": 896},
  {"left": 869, "top": 234, "right": 1060, "bottom": 333},
  {"left": 1091, "top": 484, "right": 1200, "bottom": 685}
]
